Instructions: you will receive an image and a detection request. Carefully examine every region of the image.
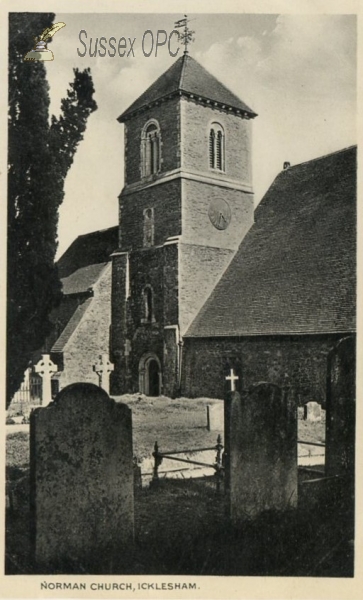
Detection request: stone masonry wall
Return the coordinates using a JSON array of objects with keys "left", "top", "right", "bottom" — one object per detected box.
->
[
  {"left": 124, "top": 97, "right": 180, "bottom": 185},
  {"left": 120, "top": 179, "right": 181, "bottom": 251},
  {"left": 182, "top": 334, "right": 344, "bottom": 404},
  {"left": 179, "top": 244, "right": 234, "bottom": 335},
  {"left": 58, "top": 264, "right": 112, "bottom": 389},
  {"left": 181, "top": 98, "right": 252, "bottom": 183},
  {"left": 110, "top": 253, "right": 128, "bottom": 393},
  {"left": 112, "top": 243, "right": 179, "bottom": 394},
  {"left": 182, "top": 178, "right": 254, "bottom": 250}
]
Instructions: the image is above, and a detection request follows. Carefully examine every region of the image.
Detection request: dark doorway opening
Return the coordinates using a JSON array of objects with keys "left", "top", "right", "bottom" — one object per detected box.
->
[{"left": 148, "top": 359, "right": 160, "bottom": 396}]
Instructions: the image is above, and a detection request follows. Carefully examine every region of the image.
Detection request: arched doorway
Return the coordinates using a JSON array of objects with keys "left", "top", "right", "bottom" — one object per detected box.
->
[{"left": 139, "top": 353, "right": 162, "bottom": 396}]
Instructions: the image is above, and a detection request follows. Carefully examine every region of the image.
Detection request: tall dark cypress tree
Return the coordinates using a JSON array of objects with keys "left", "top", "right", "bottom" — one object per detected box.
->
[{"left": 7, "top": 13, "right": 97, "bottom": 407}]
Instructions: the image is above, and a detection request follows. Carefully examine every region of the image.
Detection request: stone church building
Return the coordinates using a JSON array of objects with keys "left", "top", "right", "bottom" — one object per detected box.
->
[
  {"left": 110, "top": 52, "right": 356, "bottom": 402},
  {"left": 183, "top": 145, "right": 356, "bottom": 403},
  {"left": 17, "top": 53, "right": 353, "bottom": 407},
  {"left": 111, "top": 54, "right": 257, "bottom": 397}
]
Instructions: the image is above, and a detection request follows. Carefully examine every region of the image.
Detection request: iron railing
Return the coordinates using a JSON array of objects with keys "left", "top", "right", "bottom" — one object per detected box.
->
[{"left": 152, "top": 434, "right": 224, "bottom": 491}]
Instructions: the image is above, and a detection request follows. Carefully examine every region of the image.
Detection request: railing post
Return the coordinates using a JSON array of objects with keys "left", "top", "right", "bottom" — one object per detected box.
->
[
  {"left": 152, "top": 441, "right": 162, "bottom": 485},
  {"left": 215, "top": 434, "right": 223, "bottom": 493}
]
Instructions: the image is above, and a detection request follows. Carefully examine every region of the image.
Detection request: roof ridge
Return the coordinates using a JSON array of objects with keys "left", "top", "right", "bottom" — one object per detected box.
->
[
  {"left": 282, "top": 145, "right": 356, "bottom": 173},
  {"left": 76, "top": 225, "right": 118, "bottom": 239}
]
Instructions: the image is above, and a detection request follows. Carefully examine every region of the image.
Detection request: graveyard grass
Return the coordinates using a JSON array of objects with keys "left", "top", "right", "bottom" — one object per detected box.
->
[
  {"left": 6, "top": 395, "right": 223, "bottom": 467},
  {"left": 6, "top": 395, "right": 353, "bottom": 576}
]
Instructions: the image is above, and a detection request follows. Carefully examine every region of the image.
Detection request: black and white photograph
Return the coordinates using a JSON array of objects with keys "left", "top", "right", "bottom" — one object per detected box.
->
[{"left": 2, "top": 1, "right": 360, "bottom": 597}]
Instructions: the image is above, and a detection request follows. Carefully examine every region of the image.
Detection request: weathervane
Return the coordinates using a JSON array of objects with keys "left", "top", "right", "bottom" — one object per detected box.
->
[{"left": 174, "top": 15, "right": 195, "bottom": 55}]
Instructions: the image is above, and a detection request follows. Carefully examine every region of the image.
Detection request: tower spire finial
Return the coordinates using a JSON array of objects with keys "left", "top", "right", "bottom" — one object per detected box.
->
[{"left": 174, "top": 15, "right": 195, "bottom": 55}]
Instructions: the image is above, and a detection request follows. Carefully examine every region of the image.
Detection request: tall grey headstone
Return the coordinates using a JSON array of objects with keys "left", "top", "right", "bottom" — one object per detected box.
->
[
  {"left": 304, "top": 401, "right": 322, "bottom": 422},
  {"left": 325, "top": 336, "right": 355, "bottom": 479},
  {"left": 30, "top": 383, "right": 134, "bottom": 573},
  {"left": 227, "top": 383, "right": 297, "bottom": 523}
]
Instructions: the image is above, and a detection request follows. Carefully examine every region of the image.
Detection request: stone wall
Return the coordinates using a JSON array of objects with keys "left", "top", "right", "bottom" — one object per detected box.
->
[
  {"left": 124, "top": 97, "right": 180, "bottom": 185},
  {"left": 182, "top": 178, "right": 254, "bottom": 250},
  {"left": 182, "top": 334, "right": 345, "bottom": 404},
  {"left": 110, "top": 253, "right": 128, "bottom": 393},
  {"left": 179, "top": 243, "right": 234, "bottom": 335},
  {"left": 181, "top": 98, "right": 252, "bottom": 183},
  {"left": 111, "top": 243, "right": 179, "bottom": 395},
  {"left": 120, "top": 179, "right": 182, "bottom": 250},
  {"left": 57, "top": 265, "right": 112, "bottom": 389},
  {"left": 123, "top": 96, "right": 252, "bottom": 187}
]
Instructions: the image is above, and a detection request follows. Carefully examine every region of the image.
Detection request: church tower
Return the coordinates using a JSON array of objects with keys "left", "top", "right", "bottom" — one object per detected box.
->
[{"left": 111, "top": 53, "right": 257, "bottom": 397}]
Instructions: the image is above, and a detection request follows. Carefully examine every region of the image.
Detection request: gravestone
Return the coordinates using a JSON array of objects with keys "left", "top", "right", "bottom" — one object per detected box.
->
[
  {"left": 34, "top": 354, "right": 58, "bottom": 406},
  {"left": 207, "top": 402, "right": 224, "bottom": 431},
  {"left": 30, "top": 383, "right": 134, "bottom": 573},
  {"left": 325, "top": 336, "right": 355, "bottom": 479},
  {"left": 93, "top": 354, "right": 114, "bottom": 395},
  {"left": 304, "top": 401, "right": 322, "bottom": 422},
  {"left": 226, "top": 383, "right": 297, "bottom": 523}
]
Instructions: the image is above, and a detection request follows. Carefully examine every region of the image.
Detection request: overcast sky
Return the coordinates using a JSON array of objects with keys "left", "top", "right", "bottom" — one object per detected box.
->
[{"left": 45, "top": 13, "right": 357, "bottom": 258}]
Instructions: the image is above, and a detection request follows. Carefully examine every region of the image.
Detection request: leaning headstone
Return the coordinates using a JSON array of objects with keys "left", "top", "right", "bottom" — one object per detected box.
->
[
  {"left": 30, "top": 383, "right": 134, "bottom": 573},
  {"left": 207, "top": 402, "right": 224, "bottom": 431},
  {"left": 226, "top": 383, "right": 297, "bottom": 523},
  {"left": 325, "top": 336, "right": 355, "bottom": 479},
  {"left": 304, "top": 401, "right": 322, "bottom": 422}
]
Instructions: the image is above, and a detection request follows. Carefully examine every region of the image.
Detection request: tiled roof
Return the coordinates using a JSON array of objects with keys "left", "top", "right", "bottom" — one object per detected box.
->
[
  {"left": 57, "top": 226, "right": 118, "bottom": 279},
  {"left": 51, "top": 299, "right": 92, "bottom": 353},
  {"left": 186, "top": 146, "right": 357, "bottom": 338},
  {"left": 118, "top": 54, "right": 256, "bottom": 121},
  {"left": 61, "top": 263, "right": 108, "bottom": 296}
]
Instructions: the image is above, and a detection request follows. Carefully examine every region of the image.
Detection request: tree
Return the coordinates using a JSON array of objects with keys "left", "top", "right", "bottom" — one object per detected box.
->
[{"left": 7, "top": 13, "right": 97, "bottom": 407}]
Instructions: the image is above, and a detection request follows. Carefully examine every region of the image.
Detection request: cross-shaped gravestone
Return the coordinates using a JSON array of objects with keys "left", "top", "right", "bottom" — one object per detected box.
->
[
  {"left": 93, "top": 354, "right": 114, "bottom": 395},
  {"left": 34, "top": 354, "right": 58, "bottom": 407},
  {"left": 225, "top": 368, "right": 239, "bottom": 392}
]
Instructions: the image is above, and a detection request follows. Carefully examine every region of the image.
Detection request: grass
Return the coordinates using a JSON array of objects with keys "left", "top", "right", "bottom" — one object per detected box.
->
[
  {"left": 298, "top": 418, "right": 325, "bottom": 444},
  {"left": 121, "top": 394, "right": 224, "bottom": 459},
  {"left": 6, "top": 394, "right": 325, "bottom": 466},
  {"left": 6, "top": 431, "right": 30, "bottom": 469},
  {"left": 6, "top": 395, "right": 350, "bottom": 577}
]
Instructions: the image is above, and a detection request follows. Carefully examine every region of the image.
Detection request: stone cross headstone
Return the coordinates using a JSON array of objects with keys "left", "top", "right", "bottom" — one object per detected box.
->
[
  {"left": 207, "top": 402, "right": 224, "bottom": 431},
  {"left": 225, "top": 368, "right": 239, "bottom": 392},
  {"left": 325, "top": 336, "right": 355, "bottom": 479},
  {"left": 93, "top": 354, "right": 114, "bottom": 394},
  {"left": 226, "top": 383, "right": 297, "bottom": 523},
  {"left": 30, "top": 383, "right": 134, "bottom": 573},
  {"left": 34, "top": 354, "right": 58, "bottom": 407},
  {"left": 304, "top": 401, "right": 322, "bottom": 422}
]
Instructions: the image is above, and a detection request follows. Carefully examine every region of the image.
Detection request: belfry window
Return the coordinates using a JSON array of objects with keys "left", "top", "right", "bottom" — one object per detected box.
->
[
  {"left": 142, "top": 121, "right": 161, "bottom": 177},
  {"left": 142, "top": 285, "right": 154, "bottom": 323},
  {"left": 209, "top": 123, "right": 225, "bottom": 171},
  {"left": 143, "top": 208, "right": 154, "bottom": 247}
]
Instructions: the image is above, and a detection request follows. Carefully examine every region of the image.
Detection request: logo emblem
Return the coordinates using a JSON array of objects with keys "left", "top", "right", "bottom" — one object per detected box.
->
[{"left": 24, "top": 22, "right": 66, "bottom": 62}]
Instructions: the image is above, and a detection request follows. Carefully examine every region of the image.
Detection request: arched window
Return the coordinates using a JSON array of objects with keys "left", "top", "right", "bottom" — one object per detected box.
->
[
  {"left": 209, "top": 129, "right": 215, "bottom": 170},
  {"left": 141, "top": 120, "right": 161, "bottom": 177},
  {"left": 143, "top": 208, "right": 154, "bottom": 247},
  {"left": 209, "top": 123, "right": 225, "bottom": 171},
  {"left": 142, "top": 285, "right": 154, "bottom": 323}
]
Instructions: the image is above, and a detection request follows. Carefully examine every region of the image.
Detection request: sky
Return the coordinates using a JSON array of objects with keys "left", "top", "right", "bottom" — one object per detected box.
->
[{"left": 45, "top": 13, "right": 357, "bottom": 258}]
